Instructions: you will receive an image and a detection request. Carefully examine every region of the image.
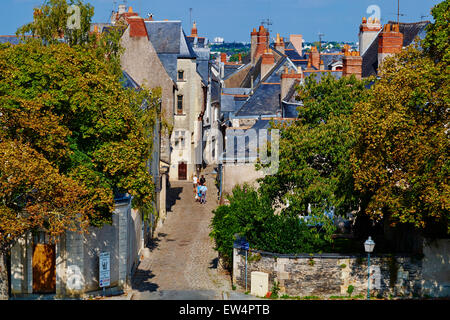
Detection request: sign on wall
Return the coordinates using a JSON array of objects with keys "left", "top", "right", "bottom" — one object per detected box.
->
[{"left": 99, "top": 252, "right": 110, "bottom": 288}]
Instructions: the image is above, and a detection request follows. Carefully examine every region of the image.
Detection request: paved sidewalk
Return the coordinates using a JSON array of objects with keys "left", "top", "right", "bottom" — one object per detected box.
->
[{"left": 130, "top": 169, "right": 232, "bottom": 300}]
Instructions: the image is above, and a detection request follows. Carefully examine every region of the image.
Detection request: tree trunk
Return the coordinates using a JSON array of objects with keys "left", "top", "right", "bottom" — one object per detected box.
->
[{"left": 0, "top": 252, "right": 9, "bottom": 300}]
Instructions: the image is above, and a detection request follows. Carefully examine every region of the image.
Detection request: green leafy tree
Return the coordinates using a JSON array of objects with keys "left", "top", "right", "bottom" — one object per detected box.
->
[
  {"left": 16, "top": 0, "right": 94, "bottom": 47},
  {"left": 259, "top": 74, "right": 370, "bottom": 222},
  {"left": 210, "top": 185, "right": 334, "bottom": 268},
  {"left": 0, "top": 37, "right": 160, "bottom": 298},
  {"left": 422, "top": 0, "right": 450, "bottom": 64},
  {"left": 351, "top": 45, "right": 449, "bottom": 233}
]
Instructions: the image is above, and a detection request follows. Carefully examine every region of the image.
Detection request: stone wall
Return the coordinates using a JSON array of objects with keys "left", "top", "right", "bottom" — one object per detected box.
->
[
  {"left": 222, "top": 163, "right": 265, "bottom": 195},
  {"left": 233, "top": 239, "right": 450, "bottom": 298}
]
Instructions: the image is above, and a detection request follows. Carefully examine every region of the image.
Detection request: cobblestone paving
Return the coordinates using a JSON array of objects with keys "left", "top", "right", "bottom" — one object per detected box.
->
[{"left": 130, "top": 170, "right": 231, "bottom": 299}]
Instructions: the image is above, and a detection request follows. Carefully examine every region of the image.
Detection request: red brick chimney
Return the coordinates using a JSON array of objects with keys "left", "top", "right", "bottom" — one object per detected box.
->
[
  {"left": 255, "top": 25, "right": 269, "bottom": 63},
  {"left": 221, "top": 52, "right": 227, "bottom": 63},
  {"left": 342, "top": 51, "right": 362, "bottom": 80},
  {"left": 281, "top": 66, "right": 303, "bottom": 99},
  {"left": 127, "top": 16, "right": 148, "bottom": 38},
  {"left": 261, "top": 49, "right": 275, "bottom": 79},
  {"left": 308, "top": 47, "right": 320, "bottom": 69},
  {"left": 191, "top": 21, "right": 198, "bottom": 38},
  {"left": 378, "top": 23, "right": 403, "bottom": 67}
]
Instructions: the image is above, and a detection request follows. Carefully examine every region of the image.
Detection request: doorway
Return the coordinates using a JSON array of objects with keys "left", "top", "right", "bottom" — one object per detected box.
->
[
  {"left": 32, "top": 233, "right": 56, "bottom": 293},
  {"left": 178, "top": 161, "right": 187, "bottom": 180}
]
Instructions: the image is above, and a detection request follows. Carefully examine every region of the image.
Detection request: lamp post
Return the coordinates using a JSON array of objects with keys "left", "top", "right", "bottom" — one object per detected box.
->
[{"left": 364, "top": 236, "right": 375, "bottom": 299}]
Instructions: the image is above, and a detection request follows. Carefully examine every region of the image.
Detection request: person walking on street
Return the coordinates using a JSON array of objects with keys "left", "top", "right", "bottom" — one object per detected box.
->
[
  {"left": 200, "top": 184, "right": 207, "bottom": 204},
  {"left": 200, "top": 175, "right": 206, "bottom": 186},
  {"left": 197, "top": 183, "right": 203, "bottom": 203},
  {"left": 193, "top": 174, "right": 198, "bottom": 195}
]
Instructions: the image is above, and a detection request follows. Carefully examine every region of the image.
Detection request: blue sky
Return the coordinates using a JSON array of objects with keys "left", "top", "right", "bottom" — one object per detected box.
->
[{"left": 1, "top": 0, "right": 442, "bottom": 43}]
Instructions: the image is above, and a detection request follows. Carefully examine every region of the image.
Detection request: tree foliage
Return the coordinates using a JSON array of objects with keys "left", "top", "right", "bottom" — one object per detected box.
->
[
  {"left": 16, "top": 0, "right": 94, "bottom": 47},
  {"left": 0, "top": 39, "right": 159, "bottom": 251},
  {"left": 422, "top": 0, "right": 450, "bottom": 64},
  {"left": 351, "top": 45, "right": 449, "bottom": 233},
  {"left": 259, "top": 74, "right": 370, "bottom": 219},
  {"left": 210, "top": 185, "right": 334, "bottom": 266}
]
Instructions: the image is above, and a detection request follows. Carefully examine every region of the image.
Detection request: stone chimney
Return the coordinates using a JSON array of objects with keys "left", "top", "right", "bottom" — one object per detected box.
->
[
  {"left": 342, "top": 50, "right": 362, "bottom": 80},
  {"left": 378, "top": 23, "right": 403, "bottom": 68},
  {"left": 359, "top": 16, "right": 382, "bottom": 54},
  {"left": 221, "top": 52, "right": 227, "bottom": 63},
  {"left": 275, "top": 33, "right": 285, "bottom": 54},
  {"left": 191, "top": 21, "right": 198, "bottom": 38},
  {"left": 128, "top": 16, "right": 148, "bottom": 38},
  {"left": 319, "top": 59, "right": 325, "bottom": 70},
  {"left": 251, "top": 28, "right": 258, "bottom": 65},
  {"left": 281, "top": 66, "right": 303, "bottom": 100},
  {"left": 118, "top": 4, "right": 126, "bottom": 14},
  {"left": 261, "top": 49, "right": 275, "bottom": 79},
  {"left": 308, "top": 46, "right": 320, "bottom": 69},
  {"left": 289, "top": 34, "right": 303, "bottom": 56}
]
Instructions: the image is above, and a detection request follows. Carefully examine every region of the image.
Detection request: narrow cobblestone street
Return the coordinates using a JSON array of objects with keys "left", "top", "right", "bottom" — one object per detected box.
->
[{"left": 130, "top": 169, "right": 232, "bottom": 300}]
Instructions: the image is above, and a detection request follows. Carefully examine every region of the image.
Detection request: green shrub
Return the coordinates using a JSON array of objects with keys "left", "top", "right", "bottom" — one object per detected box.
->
[
  {"left": 347, "top": 285, "right": 354, "bottom": 297},
  {"left": 210, "top": 185, "right": 335, "bottom": 267}
]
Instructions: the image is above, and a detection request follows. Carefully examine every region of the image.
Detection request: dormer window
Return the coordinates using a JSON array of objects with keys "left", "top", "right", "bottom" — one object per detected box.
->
[{"left": 178, "top": 70, "right": 184, "bottom": 81}]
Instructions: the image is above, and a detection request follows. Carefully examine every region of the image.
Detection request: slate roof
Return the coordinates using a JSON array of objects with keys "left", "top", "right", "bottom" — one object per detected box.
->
[
  {"left": 303, "top": 71, "right": 342, "bottom": 81},
  {"left": 145, "top": 21, "right": 197, "bottom": 82},
  {"left": 282, "top": 103, "right": 300, "bottom": 118},
  {"left": 234, "top": 83, "right": 281, "bottom": 117},
  {"left": 90, "top": 23, "right": 112, "bottom": 33},
  {"left": 320, "top": 54, "right": 343, "bottom": 70},
  {"left": 234, "top": 56, "right": 297, "bottom": 118},
  {"left": 121, "top": 70, "right": 140, "bottom": 89},
  {"left": 284, "top": 49, "right": 303, "bottom": 61},
  {"left": 362, "top": 21, "right": 430, "bottom": 77},
  {"left": 224, "top": 64, "right": 244, "bottom": 79},
  {"left": 145, "top": 21, "right": 181, "bottom": 54},
  {"left": 157, "top": 53, "right": 178, "bottom": 82},
  {"left": 222, "top": 88, "right": 252, "bottom": 95},
  {"left": 251, "top": 119, "right": 293, "bottom": 130},
  {"left": 211, "top": 79, "right": 220, "bottom": 103}
]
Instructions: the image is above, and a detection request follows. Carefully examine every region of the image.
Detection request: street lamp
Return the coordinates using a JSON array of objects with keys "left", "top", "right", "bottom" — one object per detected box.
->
[{"left": 364, "top": 236, "right": 375, "bottom": 299}]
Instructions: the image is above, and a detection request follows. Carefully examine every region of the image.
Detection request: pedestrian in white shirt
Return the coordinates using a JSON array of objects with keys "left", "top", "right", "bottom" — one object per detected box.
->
[{"left": 193, "top": 175, "right": 198, "bottom": 199}]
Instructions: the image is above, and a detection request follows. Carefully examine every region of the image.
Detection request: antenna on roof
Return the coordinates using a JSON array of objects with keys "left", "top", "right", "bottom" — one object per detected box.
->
[
  {"left": 420, "top": 14, "right": 429, "bottom": 21},
  {"left": 190, "top": 8, "right": 193, "bottom": 27},
  {"left": 318, "top": 32, "right": 325, "bottom": 53},
  {"left": 261, "top": 18, "right": 273, "bottom": 33}
]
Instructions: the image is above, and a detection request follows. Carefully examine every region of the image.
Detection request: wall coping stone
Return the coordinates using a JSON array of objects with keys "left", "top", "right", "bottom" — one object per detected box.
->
[{"left": 235, "top": 247, "right": 419, "bottom": 259}]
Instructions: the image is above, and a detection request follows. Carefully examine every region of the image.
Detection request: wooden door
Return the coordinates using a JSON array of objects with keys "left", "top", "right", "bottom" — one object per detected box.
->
[
  {"left": 32, "top": 243, "right": 56, "bottom": 293},
  {"left": 178, "top": 162, "right": 187, "bottom": 180}
]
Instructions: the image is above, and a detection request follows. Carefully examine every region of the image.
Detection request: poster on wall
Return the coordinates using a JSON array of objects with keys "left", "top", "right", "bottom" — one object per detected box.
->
[{"left": 99, "top": 252, "right": 110, "bottom": 288}]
